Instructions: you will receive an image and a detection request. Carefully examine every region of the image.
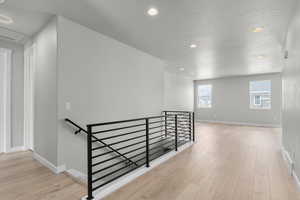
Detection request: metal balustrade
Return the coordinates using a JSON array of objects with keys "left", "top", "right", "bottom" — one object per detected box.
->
[{"left": 65, "top": 111, "right": 194, "bottom": 200}]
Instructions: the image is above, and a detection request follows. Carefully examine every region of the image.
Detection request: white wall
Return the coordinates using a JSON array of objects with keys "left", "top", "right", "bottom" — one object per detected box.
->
[
  {"left": 282, "top": 1, "right": 300, "bottom": 178},
  {"left": 28, "top": 16, "right": 194, "bottom": 172},
  {"left": 164, "top": 72, "right": 194, "bottom": 111},
  {"left": 0, "top": 40, "right": 24, "bottom": 148},
  {"left": 194, "top": 73, "right": 282, "bottom": 126},
  {"left": 31, "top": 18, "right": 58, "bottom": 165},
  {"left": 56, "top": 16, "right": 166, "bottom": 172}
]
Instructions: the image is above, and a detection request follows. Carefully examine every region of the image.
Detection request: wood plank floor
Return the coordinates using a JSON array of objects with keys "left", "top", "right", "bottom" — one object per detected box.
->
[
  {"left": 105, "top": 123, "right": 300, "bottom": 200},
  {"left": 0, "top": 151, "right": 86, "bottom": 200},
  {"left": 1, "top": 123, "right": 299, "bottom": 200}
]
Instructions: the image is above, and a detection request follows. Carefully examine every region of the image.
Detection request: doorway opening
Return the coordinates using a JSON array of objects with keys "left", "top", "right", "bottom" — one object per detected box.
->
[{"left": 0, "top": 48, "right": 12, "bottom": 153}]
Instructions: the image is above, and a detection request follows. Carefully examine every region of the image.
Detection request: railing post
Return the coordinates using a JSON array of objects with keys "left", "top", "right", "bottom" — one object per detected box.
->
[
  {"left": 192, "top": 112, "right": 195, "bottom": 142},
  {"left": 87, "top": 125, "right": 94, "bottom": 200},
  {"left": 189, "top": 112, "right": 192, "bottom": 141},
  {"left": 145, "top": 118, "right": 150, "bottom": 167},
  {"left": 164, "top": 111, "right": 167, "bottom": 137},
  {"left": 175, "top": 115, "right": 178, "bottom": 151}
]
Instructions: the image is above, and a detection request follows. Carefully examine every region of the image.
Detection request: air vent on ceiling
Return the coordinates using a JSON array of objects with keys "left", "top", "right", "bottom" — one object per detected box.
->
[{"left": 0, "top": 27, "right": 27, "bottom": 43}]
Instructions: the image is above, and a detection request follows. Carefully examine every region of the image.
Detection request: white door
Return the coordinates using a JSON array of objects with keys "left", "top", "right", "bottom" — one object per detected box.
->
[
  {"left": 0, "top": 48, "right": 12, "bottom": 153},
  {"left": 24, "top": 44, "right": 36, "bottom": 151}
]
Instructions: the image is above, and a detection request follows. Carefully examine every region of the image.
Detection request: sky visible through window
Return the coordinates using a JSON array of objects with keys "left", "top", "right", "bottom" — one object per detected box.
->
[{"left": 198, "top": 85, "right": 212, "bottom": 108}]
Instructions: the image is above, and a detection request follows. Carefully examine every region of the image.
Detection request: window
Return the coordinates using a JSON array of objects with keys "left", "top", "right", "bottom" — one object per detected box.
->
[
  {"left": 254, "top": 95, "right": 262, "bottom": 105},
  {"left": 198, "top": 85, "right": 212, "bottom": 108},
  {"left": 249, "top": 80, "right": 271, "bottom": 109}
]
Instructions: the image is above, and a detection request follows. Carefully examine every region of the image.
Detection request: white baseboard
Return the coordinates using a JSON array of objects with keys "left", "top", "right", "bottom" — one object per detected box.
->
[
  {"left": 7, "top": 146, "right": 26, "bottom": 153},
  {"left": 281, "top": 147, "right": 300, "bottom": 190},
  {"left": 67, "top": 169, "right": 87, "bottom": 184},
  {"left": 197, "top": 120, "right": 281, "bottom": 128},
  {"left": 33, "top": 152, "right": 66, "bottom": 174},
  {"left": 81, "top": 142, "right": 193, "bottom": 200}
]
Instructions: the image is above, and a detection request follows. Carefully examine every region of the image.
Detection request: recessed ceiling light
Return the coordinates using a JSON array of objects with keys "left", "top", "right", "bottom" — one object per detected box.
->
[
  {"left": 0, "top": 14, "right": 13, "bottom": 24},
  {"left": 252, "top": 27, "right": 264, "bottom": 33},
  {"left": 179, "top": 67, "right": 185, "bottom": 71},
  {"left": 147, "top": 8, "right": 159, "bottom": 16},
  {"left": 190, "top": 44, "right": 197, "bottom": 48}
]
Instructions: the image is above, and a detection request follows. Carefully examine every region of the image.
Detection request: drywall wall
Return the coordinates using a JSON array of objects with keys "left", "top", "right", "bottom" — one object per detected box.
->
[
  {"left": 56, "top": 16, "right": 165, "bottom": 172},
  {"left": 164, "top": 72, "right": 194, "bottom": 111},
  {"left": 282, "top": 1, "right": 300, "bottom": 179},
  {"left": 194, "top": 73, "right": 282, "bottom": 126},
  {"left": 32, "top": 18, "right": 58, "bottom": 165},
  {"left": 0, "top": 39, "right": 24, "bottom": 148}
]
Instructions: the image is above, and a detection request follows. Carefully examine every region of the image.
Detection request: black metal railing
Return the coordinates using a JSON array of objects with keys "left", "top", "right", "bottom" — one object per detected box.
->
[
  {"left": 65, "top": 119, "right": 138, "bottom": 166},
  {"left": 66, "top": 111, "right": 194, "bottom": 200}
]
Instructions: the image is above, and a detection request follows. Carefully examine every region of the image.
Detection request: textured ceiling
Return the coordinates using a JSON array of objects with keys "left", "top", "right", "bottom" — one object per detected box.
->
[{"left": 1, "top": 0, "right": 298, "bottom": 79}]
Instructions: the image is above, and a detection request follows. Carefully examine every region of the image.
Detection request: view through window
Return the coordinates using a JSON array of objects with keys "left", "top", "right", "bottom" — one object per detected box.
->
[
  {"left": 198, "top": 85, "right": 212, "bottom": 108},
  {"left": 249, "top": 80, "right": 271, "bottom": 109}
]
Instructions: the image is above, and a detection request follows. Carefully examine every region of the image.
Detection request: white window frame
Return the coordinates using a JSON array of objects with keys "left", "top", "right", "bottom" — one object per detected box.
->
[
  {"left": 249, "top": 80, "right": 271, "bottom": 110},
  {"left": 197, "top": 84, "right": 212, "bottom": 108}
]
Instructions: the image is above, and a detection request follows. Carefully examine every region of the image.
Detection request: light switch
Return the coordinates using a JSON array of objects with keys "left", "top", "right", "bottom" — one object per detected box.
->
[{"left": 66, "top": 102, "right": 71, "bottom": 111}]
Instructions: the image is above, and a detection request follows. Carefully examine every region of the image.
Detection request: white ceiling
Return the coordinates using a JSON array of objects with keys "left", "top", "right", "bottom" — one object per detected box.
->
[
  {"left": 1, "top": 0, "right": 297, "bottom": 79},
  {"left": 0, "top": 2, "right": 52, "bottom": 42}
]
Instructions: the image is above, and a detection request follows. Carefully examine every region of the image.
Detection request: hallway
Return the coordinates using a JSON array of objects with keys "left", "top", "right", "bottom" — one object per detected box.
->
[{"left": 105, "top": 123, "right": 300, "bottom": 200}]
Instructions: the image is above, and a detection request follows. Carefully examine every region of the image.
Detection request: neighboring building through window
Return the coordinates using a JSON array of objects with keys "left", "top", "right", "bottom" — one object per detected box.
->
[
  {"left": 249, "top": 80, "right": 271, "bottom": 109},
  {"left": 198, "top": 84, "right": 212, "bottom": 108}
]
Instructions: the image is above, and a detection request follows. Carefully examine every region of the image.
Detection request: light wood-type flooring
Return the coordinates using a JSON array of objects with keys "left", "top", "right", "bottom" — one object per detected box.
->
[{"left": 1, "top": 123, "right": 299, "bottom": 200}]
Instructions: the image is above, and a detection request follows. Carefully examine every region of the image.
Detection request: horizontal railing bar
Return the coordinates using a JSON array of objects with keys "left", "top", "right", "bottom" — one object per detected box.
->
[
  {"left": 149, "top": 125, "right": 164, "bottom": 130},
  {"left": 92, "top": 140, "right": 178, "bottom": 189},
  {"left": 92, "top": 138, "right": 176, "bottom": 175},
  {"left": 92, "top": 136, "right": 191, "bottom": 191},
  {"left": 92, "top": 128, "right": 146, "bottom": 141},
  {"left": 93, "top": 141, "right": 176, "bottom": 183},
  {"left": 92, "top": 147, "right": 146, "bottom": 167},
  {"left": 92, "top": 147, "right": 147, "bottom": 175},
  {"left": 149, "top": 138, "right": 175, "bottom": 149},
  {"left": 92, "top": 163, "right": 143, "bottom": 191},
  {"left": 149, "top": 120, "right": 165, "bottom": 125},
  {"left": 149, "top": 134, "right": 165, "bottom": 141},
  {"left": 149, "top": 137, "right": 174, "bottom": 146},
  {"left": 163, "top": 110, "right": 193, "bottom": 113},
  {"left": 92, "top": 123, "right": 146, "bottom": 135},
  {"left": 92, "top": 139, "right": 146, "bottom": 152},
  {"left": 149, "top": 129, "right": 165, "bottom": 135},
  {"left": 92, "top": 159, "right": 141, "bottom": 183},
  {"left": 92, "top": 135, "right": 145, "bottom": 150},
  {"left": 92, "top": 142, "right": 175, "bottom": 183},
  {"left": 88, "top": 115, "right": 172, "bottom": 127}
]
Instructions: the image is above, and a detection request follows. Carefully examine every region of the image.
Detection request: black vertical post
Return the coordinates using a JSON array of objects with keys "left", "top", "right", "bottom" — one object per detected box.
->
[
  {"left": 192, "top": 112, "right": 195, "bottom": 142},
  {"left": 175, "top": 115, "right": 178, "bottom": 151},
  {"left": 87, "top": 125, "right": 94, "bottom": 200},
  {"left": 164, "top": 111, "right": 167, "bottom": 137},
  {"left": 145, "top": 118, "right": 150, "bottom": 167},
  {"left": 189, "top": 113, "right": 192, "bottom": 141}
]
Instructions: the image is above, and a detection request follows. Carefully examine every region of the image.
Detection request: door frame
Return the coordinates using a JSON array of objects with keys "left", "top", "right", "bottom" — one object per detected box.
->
[
  {"left": 0, "top": 48, "right": 12, "bottom": 153},
  {"left": 24, "top": 43, "right": 36, "bottom": 151}
]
